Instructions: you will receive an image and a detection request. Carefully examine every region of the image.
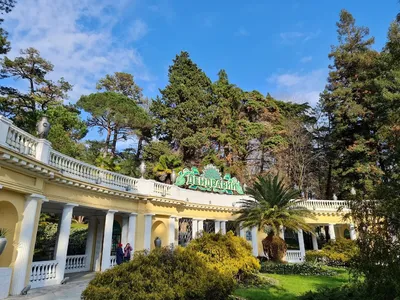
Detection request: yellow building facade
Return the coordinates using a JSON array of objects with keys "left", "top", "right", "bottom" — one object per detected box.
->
[{"left": 0, "top": 116, "right": 354, "bottom": 298}]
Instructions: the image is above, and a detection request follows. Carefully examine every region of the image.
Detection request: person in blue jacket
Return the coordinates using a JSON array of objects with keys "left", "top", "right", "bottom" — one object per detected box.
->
[{"left": 116, "top": 243, "right": 124, "bottom": 265}]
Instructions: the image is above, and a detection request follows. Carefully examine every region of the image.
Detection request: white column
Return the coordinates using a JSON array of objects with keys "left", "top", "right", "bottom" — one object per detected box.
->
[
  {"left": 220, "top": 221, "right": 227, "bottom": 235},
  {"left": 298, "top": 229, "right": 306, "bottom": 259},
  {"left": 169, "top": 216, "right": 176, "bottom": 247},
  {"left": 101, "top": 210, "right": 117, "bottom": 271},
  {"left": 144, "top": 214, "right": 154, "bottom": 251},
  {"left": 312, "top": 234, "right": 318, "bottom": 250},
  {"left": 349, "top": 223, "right": 356, "bottom": 240},
  {"left": 239, "top": 222, "right": 245, "bottom": 238},
  {"left": 279, "top": 225, "right": 285, "bottom": 239},
  {"left": 11, "top": 194, "right": 45, "bottom": 296},
  {"left": 121, "top": 215, "right": 129, "bottom": 245},
  {"left": 198, "top": 219, "right": 204, "bottom": 236},
  {"left": 192, "top": 219, "right": 198, "bottom": 239},
  {"left": 127, "top": 213, "right": 137, "bottom": 253},
  {"left": 85, "top": 216, "right": 97, "bottom": 271},
  {"left": 251, "top": 227, "right": 258, "bottom": 256},
  {"left": 55, "top": 203, "right": 77, "bottom": 283},
  {"left": 94, "top": 216, "right": 105, "bottom": 272},
  {"left": 215, "top": 220, "right": 221, "bottom": 233},
  {"left": 328, "top": 224, "right": 336, "bottom": 241}
]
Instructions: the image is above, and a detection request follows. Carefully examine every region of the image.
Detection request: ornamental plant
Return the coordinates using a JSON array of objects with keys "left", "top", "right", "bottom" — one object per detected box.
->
[
  {"left": 82, "top": 247, "right": 234, "bottom": 300},
  {"left": 234, "top": 174, "right": 315, "bottom": 262},
  {"left": 186, "top": 232, "right": 260, "bottom": 283}
]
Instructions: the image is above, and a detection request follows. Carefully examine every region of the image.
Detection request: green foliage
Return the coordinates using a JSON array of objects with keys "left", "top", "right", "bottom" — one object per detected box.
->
[
  {"left": 82, "top": 247, "right": 235, "bottom": 300},
  {"left": 186, "top": 232, "right": 260, "bottom": 283},
  {"left": 152, "top": 154, "right": 182, "bottom": 183},
  {"left": 299, "top": 284, "right": 370, "bottom": 300},
  {"left": 77, "top": 91, "right": 152, "bottom": 156},
  {"left": 260, "top": 262, "right": 337, "bottom": 276},
  {"left": 306, "top": 239, "right": 358, "bottom": 267},
  {"left": 0, "top": 228, "right": 8, "bottom": 238},
  {"left": 234, "top": 174, "right": 315, "bottom": 249},
  {"left": 151, "top": 51, "right": 214, "bottom": 162}
]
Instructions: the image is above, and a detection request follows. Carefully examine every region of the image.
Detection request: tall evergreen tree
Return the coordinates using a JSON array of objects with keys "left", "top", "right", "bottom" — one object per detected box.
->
[
  {"left": 151, "top": 51, "right": 214, "bottom": 163},
  {"left": 320, "top": 10, "right": 380, "bottom": 198}
]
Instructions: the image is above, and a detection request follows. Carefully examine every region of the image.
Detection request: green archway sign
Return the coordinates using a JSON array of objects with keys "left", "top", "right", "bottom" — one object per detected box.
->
[{"left": 175, "top": 164, "right": 244, "bottom": 195}]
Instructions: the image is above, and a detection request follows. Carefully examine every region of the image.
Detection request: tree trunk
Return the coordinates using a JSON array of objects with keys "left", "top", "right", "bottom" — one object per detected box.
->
[
  {"left": 136, "top": 136, "right": 144, "bottom": 160},
  {"left": 111, "top": 128, "right": 118, "bottom": 156}
]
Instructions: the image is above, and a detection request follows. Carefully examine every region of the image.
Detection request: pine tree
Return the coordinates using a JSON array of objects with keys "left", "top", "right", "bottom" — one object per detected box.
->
[
  {"left": 151, "top": 51, "right": 213, "bottom": 163},
  {"left": 320, "top": 10, "right": 381, "bottom": 198}
]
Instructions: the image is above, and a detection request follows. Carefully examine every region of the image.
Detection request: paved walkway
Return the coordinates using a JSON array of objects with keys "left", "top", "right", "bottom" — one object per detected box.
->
[{"left": 7, "top": 273, "right": 95, "bottom": 300}]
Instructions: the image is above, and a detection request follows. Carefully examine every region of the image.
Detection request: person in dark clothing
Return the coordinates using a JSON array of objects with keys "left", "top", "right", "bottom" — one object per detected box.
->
[{"left": 116, "top": 243, "right": 124, "bottom": 265}]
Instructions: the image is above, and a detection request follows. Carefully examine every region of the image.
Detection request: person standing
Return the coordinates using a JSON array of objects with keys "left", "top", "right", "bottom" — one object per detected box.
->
[
  {"left": 116, "top": 243, "right": 124, "bottom": 265},
  {"left": 124, "top": 243, "right": 133, "bottom": 262}
]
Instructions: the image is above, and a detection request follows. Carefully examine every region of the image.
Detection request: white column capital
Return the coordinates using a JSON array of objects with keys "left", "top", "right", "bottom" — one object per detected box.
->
[
  {"left": 107, "top": 210, "right": 118, "bottom": 214},
  {"left": 144, "top": 213, "right": 155, "bottom": 217},
  {"left": 25, "top": 193, "right": 48, "bottom": 202},
  {"left": 64, "top": 203, "right": 79, "bottom": 208},
  {"left": 129, "top": 212, "right": 138, "bottom": 216}
]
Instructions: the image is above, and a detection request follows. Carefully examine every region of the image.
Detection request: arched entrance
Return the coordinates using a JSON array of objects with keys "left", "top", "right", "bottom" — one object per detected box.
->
[{"left": 0, "top": 201, "right": 18, "bottom": 267}]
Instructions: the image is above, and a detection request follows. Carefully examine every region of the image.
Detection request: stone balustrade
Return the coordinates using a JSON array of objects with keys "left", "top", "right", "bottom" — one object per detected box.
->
[
  {"left": 30, "top": 260, "right": 58, "bottom": 288},
  {"left": 0, "top": 116, "right": 350, "bottom": 212},
  {"left": 65, "top": 255, "right": 88, "bottom": 273},
  {"left": 286, "top": 250, "right": 303, "bottom": 263}
]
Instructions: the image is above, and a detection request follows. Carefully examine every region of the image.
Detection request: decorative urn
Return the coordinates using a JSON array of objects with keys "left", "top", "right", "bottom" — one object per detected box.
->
[
  {"left": 36, "top": 116, "right": 51, "bottom": 138},
  {"left": 139, "top": 161, "right": 146, "bottom": 178},
  {"left": 154, "top": 237, "right": 161, "bottom": 248},
  {"left": 170, "top": 170, "right": 176, "bottom": 184}
]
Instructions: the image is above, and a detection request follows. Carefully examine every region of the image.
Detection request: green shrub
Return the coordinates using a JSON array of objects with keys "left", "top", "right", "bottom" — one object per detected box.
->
[
  {"left": 187, "top": 232, "right": 260, "bottom": 282},
  {"left": 82, "top": 247, "right": 234, "bottom": 300},
  {"left": 306, "top": 238, "right": 358, "bottom": 267},
  {"left": 260, "top": 261, "right": 337, "bottom": 276},
  {"left": 299, "top": 284, "right": 369, "bottom": 300}
]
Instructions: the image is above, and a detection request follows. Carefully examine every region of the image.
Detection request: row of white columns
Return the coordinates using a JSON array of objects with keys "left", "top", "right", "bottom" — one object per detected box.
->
[{"left": 10, "top": 195, "right": 140, "bottom": 295}]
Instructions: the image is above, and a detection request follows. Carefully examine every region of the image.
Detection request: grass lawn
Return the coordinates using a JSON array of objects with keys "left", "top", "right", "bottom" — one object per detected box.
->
[
  {"left": 71, "top": 222, "right": 88, "bottom": 229},
  {"left": 234, "top": 268, "right": 350, "bottom": 300}
]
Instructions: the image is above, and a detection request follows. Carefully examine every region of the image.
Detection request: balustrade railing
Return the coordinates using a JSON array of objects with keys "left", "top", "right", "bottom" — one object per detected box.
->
[
  {"left": 30, "top": 260, "right": 58, "bottom": 288},
  {"left": 65, "top": 255, "right": 87, "bottom": 273},
  {"left": 49, "top": 150, "right": 138, "bottom": 191},
  {"left": 110, "top": 255, "right": 117, "bottom": 267},
  {"left": 294, "top": 199, "right": 349, "bottom": 211},
  {"left": 286, "top": 250, "right": 303, "bottom": 263},
  {"left": 6, "top": 126, "right": 37, "bottom": 157},
  {"left": 153, "top": 181, "right": 172, "bottom": 196}
]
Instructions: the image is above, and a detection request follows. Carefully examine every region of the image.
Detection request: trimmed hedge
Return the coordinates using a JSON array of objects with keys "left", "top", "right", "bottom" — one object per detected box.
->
[
  {"left": 82, "top": 247, "right": 234, "bottom": 300},
  {"left": 260, "top": 261, "right": 337, "bottom": 276},
  {"left": 299, "top": 284, "right": 369, "bottom": 300},
  {"left": 306, "top": 238, "right": 358, "bottom": 267}
]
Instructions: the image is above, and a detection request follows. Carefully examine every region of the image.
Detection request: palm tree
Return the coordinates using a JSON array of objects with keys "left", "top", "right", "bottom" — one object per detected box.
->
[
  {"left": 234, "top": 174, "right": 315, "bottom": 261},
  {"left": 153, "top": 154, "right": 182, "bottom": 184}
]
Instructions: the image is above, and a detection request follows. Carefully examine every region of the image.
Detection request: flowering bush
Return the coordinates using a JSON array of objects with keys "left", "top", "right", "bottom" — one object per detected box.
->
[
  {"left": 187, "top": 232, "right": 260, "bottom": 283},
  {"left": 82, "top": 247, "right": 234, "bottom": 300},
  {"left": 306, "top": 238, "right": 358, "bottom": 267}
]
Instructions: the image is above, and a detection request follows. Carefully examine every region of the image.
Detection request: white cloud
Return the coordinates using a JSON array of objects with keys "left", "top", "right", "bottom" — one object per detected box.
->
[
  {"left": 3, "top": 0, "right": 153, "bottom": 103},
  {"left": 235, "top": 27, "right": 249, "bottom": 37},
  {"left": 280, "top": 30, "right": 321, "bottom": 44},
  {"left": 267, "top": 69, "right": 327, "bottom": 107},
  {"left": 300, "top": 56, "right": 312, "bottom": 63},
  {"left": 130, "top": 19, "right": 148, "bottom": 41}
]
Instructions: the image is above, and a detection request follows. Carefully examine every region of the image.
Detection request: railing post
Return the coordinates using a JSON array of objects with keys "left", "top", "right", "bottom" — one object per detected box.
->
[
  {"left": 35, "top": 139, "right": 51, "bottom": 164},
  {"left": 0, "top": 116, "right": 12, "bottom": 145}
]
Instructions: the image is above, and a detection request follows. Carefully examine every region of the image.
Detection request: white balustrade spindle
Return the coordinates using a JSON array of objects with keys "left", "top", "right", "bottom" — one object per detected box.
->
[
  {"left": 65, "top": 255, "right": 87, "bottom": 273},
  {"left": 153, "top": 182, "right": 172, "bottom": 196},
  {"left": 6, "top": 126, "right": 38, "bottom": 157},
  {"left": 286, "top": 250, "right": 303, "bottom": 263},
  {"left": 110, "top": 255, "right": 117, "bottom": 267},
  {"left": 30, "top": 260, "right": 58, "bottom": 288}
]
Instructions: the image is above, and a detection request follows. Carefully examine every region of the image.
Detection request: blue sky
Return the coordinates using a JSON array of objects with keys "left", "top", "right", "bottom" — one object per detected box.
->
[{"left": 3, "top": 0, "right": 399, "bottom": 144}]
